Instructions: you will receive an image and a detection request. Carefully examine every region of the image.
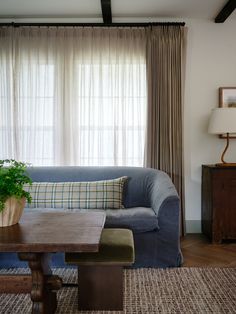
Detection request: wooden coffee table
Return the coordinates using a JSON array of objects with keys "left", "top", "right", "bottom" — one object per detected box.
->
[{"left": 0, "top": 211, "right": 105, "bottom": 314}]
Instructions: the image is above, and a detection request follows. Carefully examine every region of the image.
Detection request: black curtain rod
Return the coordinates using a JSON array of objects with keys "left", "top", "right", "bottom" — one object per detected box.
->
[{"left": 0, "top": 22, "right": 185, "bottom": 27}]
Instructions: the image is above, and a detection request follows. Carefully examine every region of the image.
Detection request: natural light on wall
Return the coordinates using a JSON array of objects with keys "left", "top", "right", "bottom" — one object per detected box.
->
[{"left": 0, "top": 27, "right": 147, "bottom": 166}]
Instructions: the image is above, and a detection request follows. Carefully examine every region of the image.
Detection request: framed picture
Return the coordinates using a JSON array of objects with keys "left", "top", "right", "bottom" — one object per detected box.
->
[
  {"left": 219, "top": 87, "right": 236, "bottom": 108},
  {"left": 219, "top": 87, "right": 236, "bottom": 138}
]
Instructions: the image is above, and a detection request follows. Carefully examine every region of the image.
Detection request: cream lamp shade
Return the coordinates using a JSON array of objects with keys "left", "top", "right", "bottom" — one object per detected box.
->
[
  {"left": 208, "top": 107, "right": 236, "bottom": 165},
  {"left": 208, "top": 108, "right": 236, "bottom": 134}
]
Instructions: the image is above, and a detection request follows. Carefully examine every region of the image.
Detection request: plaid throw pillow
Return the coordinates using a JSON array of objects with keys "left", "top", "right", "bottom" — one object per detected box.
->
[{"left": 24, "top": 177, "right": 127, "bottom": 209}]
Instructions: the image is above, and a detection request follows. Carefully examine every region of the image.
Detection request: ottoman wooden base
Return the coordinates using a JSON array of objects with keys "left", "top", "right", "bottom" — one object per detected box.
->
[{"left": 78, "top": 265, "right": 123, "bottom": 311}]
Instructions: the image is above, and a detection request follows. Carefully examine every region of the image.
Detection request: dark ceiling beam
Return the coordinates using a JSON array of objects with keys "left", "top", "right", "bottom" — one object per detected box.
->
[
  {"left": 101, "top": 0, "right": 112, "bottom": 24},
  {"left": 215, "top": 0, "right": 236, "bottom": 23}
]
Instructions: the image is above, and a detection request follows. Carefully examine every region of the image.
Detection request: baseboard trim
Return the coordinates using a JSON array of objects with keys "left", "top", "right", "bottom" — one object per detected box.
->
[{"left": 185, "top": 220, "right": 201, "bottom": 233}]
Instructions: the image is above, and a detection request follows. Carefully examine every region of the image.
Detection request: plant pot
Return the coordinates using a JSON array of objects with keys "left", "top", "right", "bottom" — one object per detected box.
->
[{"left": 0, "top": 197, "right": 26, "bottom": 227}]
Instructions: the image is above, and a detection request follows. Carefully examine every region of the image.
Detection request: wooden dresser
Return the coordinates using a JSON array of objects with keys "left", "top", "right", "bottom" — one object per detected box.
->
[{"left": 202, "top": 165, "right": 236, "bottom": 243}]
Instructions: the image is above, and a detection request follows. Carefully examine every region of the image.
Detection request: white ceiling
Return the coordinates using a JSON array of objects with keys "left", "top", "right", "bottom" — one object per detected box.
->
[{"left": 0, "top": 0, "right": 234, "bottom": 21}]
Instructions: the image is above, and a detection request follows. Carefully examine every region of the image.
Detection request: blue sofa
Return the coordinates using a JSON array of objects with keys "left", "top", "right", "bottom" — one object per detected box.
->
[{"left": 0, "top": 166, "right": 182, "bottom": 268}]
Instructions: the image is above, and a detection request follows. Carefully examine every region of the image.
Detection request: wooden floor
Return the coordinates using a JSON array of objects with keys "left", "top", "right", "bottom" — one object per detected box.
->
[{"left": 181, "top": 234, "right": 236, "bottom": 267}]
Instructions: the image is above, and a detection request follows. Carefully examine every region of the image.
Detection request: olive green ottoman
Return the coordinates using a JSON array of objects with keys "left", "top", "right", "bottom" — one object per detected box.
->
[{"left": 65, "top": 228, "right": 135, "bottom": 311}]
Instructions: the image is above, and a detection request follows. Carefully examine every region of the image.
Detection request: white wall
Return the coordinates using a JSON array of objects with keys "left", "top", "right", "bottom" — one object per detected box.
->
[{"left": 184, "top": 18, "right": 236, "bottom": 232}]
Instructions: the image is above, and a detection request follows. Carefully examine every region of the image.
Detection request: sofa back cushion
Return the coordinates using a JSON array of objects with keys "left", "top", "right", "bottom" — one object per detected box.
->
[
  {"left": 26, "top": 166, "right": 170, "bottom": 208},
  {"left": 24, "top": 177, "right": 127, "bottom": 209}
]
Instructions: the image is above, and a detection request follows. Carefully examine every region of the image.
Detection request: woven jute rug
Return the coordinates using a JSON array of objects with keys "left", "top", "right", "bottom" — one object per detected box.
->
[{"left": 0, "top": 267, "right": 235, "bottom": 314}]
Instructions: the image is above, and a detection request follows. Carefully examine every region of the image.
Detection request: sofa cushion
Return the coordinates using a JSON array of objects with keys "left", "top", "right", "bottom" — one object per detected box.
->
[
  {"left": 26, "top": 166, "right": 173, "bottom": 208},
  {"left": 105, "top": 207, "right": 158, "bottom": 233},
  {"left": 24, "top": 177, "right": 127, "bottom": 210}
]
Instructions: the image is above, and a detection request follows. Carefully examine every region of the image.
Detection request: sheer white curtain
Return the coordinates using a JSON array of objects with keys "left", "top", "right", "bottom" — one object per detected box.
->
[
  {"left": 0, "top": 26, "right": 147, "bottom": 166},
  {"left": 0, "top": 28, "right": 14, "bottom": 158}
]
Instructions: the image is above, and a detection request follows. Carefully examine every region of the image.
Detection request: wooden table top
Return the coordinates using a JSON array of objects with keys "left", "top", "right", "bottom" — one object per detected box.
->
[{"left": 0, "top": 211, "right": 106, "bottom": 253}]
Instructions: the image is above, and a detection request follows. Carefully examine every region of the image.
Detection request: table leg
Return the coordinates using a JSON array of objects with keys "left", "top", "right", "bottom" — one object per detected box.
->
[{"left": 18, "top": 253, "right": 62, "bottom": 314}]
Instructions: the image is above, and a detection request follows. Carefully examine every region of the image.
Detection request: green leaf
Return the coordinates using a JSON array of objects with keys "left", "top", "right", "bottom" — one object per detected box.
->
[{"left": 0, "top": 159, "right": 32, "bottom": 212}]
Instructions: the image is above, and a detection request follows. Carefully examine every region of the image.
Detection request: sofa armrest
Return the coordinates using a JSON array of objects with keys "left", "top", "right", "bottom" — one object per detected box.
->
[{"left": 148, "top": 172, "right": 180, "bottom": 217}]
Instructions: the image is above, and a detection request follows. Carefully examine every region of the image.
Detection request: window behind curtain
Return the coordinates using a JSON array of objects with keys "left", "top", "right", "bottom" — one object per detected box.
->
[
  {"left": 17, "top": 63, "right": 54, "bottom": 165},
  {"left": 0, "top": 29, "right": 14, "bottom": 158},
  {"left": 0, "top": 26, "right": 147, "bottom": 166},
  {"left": 75, "top": 63, "right": 146, "bottom": 166}
]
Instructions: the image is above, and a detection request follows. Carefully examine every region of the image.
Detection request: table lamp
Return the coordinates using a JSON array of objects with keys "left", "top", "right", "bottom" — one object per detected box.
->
[{"left": 208, "top": 107, "right": 236, "bottom": 166}]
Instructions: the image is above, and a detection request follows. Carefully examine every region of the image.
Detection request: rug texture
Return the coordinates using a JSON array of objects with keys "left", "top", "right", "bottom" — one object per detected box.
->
[{"left": 0, "top": 267, "right": 235, "bottom": 314}]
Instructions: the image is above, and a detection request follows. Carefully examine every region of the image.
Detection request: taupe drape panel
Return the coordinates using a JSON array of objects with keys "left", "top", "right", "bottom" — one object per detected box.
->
[{"left": 144, "top": 25, "right": 186, "bottom": 235}]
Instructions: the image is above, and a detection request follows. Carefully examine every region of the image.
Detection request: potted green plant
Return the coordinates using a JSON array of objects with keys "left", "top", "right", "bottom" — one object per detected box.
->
[{"left": 0, "top": 159, "right": 32, "bottom": 227}]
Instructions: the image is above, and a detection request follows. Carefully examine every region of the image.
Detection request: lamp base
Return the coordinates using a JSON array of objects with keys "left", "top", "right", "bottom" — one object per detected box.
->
[{"left": 215, "top": 162, "right": 236, "bottom": 167}]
